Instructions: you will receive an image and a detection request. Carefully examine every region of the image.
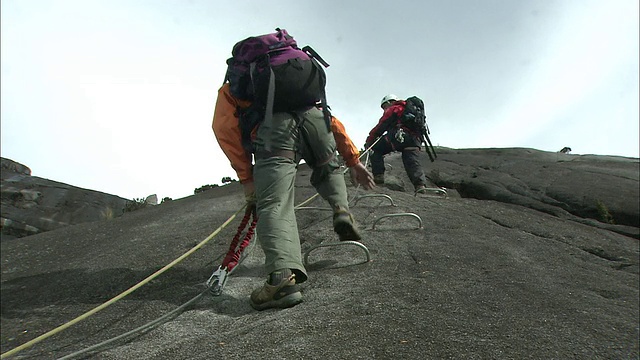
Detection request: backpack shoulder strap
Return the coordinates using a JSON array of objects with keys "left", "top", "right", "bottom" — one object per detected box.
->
[
  {"left": 262, "top": 64, "right": 277, "bottom": 151},
  {"left": 302, "top": 46, "right": 332, "bottom": 130}
]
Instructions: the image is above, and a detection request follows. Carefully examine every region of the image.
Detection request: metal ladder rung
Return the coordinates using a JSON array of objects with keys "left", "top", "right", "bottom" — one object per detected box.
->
[
  {"left": 351, "top": 194, "right": 397, "bottom": 207},
  {"left": 303, "top": 241, "right": 371, "bottom": 267},
  {"left": 372, "top": 212, "right": 423, "bottom": 230},
  {"left": 416, "top": 187, "right": 448, "bottom": 197},
  {"left": 296, "top": 207, "right": 333, "bottom": 211}
]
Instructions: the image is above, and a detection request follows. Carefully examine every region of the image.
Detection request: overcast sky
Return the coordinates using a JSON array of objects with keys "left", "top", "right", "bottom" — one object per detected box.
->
[{"left": 2, "top": 0, "right": 638, "bottom": 200}]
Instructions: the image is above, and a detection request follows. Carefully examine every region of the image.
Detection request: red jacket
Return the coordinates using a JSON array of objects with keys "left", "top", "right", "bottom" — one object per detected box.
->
[{"left": 365, "top": 100, "right": 407, "bottom": 145}]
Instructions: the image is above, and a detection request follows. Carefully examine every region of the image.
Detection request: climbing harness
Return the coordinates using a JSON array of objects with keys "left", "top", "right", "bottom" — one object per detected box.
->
[{"left": 207, "top": 205, "right": 257, "bottom": 296}]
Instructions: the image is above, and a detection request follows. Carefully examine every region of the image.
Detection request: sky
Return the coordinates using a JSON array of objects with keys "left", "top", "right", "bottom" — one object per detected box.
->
[{"left": 1, "top": 0, "right": 638, "bottom": 200}]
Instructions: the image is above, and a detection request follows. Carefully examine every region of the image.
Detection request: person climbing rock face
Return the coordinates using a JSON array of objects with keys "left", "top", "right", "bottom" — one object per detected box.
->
[
  {"left": 365, "top": 94, "right": 432, "bottom": 194},
  {"left": 212, "top": 28, "right": 374, "bottom": 310}
]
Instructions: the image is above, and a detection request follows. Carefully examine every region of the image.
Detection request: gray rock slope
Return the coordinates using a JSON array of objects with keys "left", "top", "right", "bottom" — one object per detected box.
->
[
  {"left": 1, "top": 158, "right": 129, "bottom": 239},
  {"left": 1, "top": 148, "right": 638, "bottom": 359},
  {"left": 428, "top": 148, "right": 639, "bottom": 237}
]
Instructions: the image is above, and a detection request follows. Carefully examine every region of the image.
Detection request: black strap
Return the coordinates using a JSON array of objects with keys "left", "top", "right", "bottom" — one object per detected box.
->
[
  {"left": 302, "top": 46, "right": 331, "bottom": 132},
  {"left": 302, "top": 46, "right": 330, "bottom": 67},
  {"left": 249, "top": 55, "right": 277, "bottom": 151},
  {"left": 263, "top": 66, "right": 276, "bottom": 151},
  {"left": 307, "top": 57, "right": 331, "bottom": 132},
  {"left": 421, "top": 116, "right": 436, "bottom": 162},
  {"left": 223, "top": 58, "right": 232, "bottom": 85},
  {"left": 289, "top": 111, "right": 334, "bottom": 167}
]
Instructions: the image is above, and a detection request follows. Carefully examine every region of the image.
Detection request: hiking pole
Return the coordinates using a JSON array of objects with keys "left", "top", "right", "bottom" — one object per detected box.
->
[
  {"left": 422, "top": 126, "right": 437, "bottom": 162},
  {"left": 424, "top": 134, "right": 436, "bottom": 162}
]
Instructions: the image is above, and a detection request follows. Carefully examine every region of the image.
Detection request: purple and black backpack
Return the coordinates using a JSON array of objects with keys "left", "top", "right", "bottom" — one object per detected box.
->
[{"left": 224, "top": 28, "right": 331, "bottom": 152}]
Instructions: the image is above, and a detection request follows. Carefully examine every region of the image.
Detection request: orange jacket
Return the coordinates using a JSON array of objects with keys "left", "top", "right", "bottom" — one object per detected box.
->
[{"left": 212, "top": 83, "right": 360, "bottom": 184}]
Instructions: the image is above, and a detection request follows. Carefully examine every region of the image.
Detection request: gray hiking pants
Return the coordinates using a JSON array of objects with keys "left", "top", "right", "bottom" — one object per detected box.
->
[
  {"left": 370, "top": 128, "right": 427, "bottom": 188},
  {"left": 252, "top": 107, "right": 350, "bottom": 283}
]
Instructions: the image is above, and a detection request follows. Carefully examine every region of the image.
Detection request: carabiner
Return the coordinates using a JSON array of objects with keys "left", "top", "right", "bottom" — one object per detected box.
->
[{"left": 206, "top": 265, "right": 228, "bottom": 296}]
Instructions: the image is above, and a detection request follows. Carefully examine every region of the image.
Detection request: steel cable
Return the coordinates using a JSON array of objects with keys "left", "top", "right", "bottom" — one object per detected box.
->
[{"left": 4, "top": 137, "right": 382, "bottom": 359}]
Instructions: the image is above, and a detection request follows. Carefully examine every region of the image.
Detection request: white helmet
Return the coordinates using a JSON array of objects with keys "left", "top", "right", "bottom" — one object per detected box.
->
[{"left": 380, "top": 94, "right": 400, "bottom": 108}]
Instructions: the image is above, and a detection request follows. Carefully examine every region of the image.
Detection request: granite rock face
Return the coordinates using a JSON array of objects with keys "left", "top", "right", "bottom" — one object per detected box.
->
[
  {"left": 366, "top": 148, "right": 639, "bottom": 238},
  {"left": 1, "top": 158, "right": 129, "bottom": 239},
  {"left": 423, "top": 148, "right": 639, "bottom": 238},
  {"left": 1, "top": 148, "right": 638, "bottom": 359}
]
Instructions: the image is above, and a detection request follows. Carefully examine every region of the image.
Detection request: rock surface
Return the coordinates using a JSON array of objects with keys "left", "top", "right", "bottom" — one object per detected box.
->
[
  {"left": 428, "top": 148, "right": 639, "bottom": 238},
  {"left": 1, "top": 148, "right": 638, "bottom": 359},
  {"left": 1, "top": 158, "right": 129, "bottom": 239}
]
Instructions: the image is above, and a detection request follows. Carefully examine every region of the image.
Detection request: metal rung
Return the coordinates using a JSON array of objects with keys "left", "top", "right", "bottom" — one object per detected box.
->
[
  {"left": 372, "top": 213, "right": 423, "bottom": 230},
  {"left": 351, "top": 194, "right": 397, "bottom": 207},
  {"left": 417, "top": 187, "right": 448, "bottom": 197},
  {"left": 296, "top": 206, "right": 333, "bottom": 211},
  {"left": 303, "top": 240, "right": 371, "bottom": 267}
]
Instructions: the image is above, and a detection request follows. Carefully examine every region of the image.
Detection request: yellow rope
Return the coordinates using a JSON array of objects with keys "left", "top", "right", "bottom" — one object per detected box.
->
[
  {"left": 2, "top": 140, "right": 383, "bottom": 359},
  {"left": 0, "top": 206, "right": 246, "bottom": 359},
  {"left": 294, "top": 193, "right": 320, "bottom": 209}
]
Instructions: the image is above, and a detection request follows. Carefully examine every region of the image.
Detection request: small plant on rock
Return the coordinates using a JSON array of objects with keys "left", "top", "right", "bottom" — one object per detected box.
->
[
  {"left": 101, "top": 207, "right": 114, "bottom": 220},
  {"left": 221, "top": 176, "right": 237, "bottom": 184},
  {"left": 595, "top": 200, "right": 615, "bottom": 224},
  {"left": 124, "top": 198, "right": 148, "bottom": 213}
]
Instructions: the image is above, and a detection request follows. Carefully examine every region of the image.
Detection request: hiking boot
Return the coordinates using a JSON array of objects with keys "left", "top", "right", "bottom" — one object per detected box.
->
[
  {"left": 250, "top": 269, "right": 302, "bottom": 311},
  {"left": 333, "top": 209, "right": 362, "bottom": 241},
  {"left": 373, "top": 174, "right": 385, "bottom": 185}
]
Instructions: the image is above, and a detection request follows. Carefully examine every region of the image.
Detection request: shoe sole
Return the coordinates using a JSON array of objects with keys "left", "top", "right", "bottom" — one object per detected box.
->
[
  {"left": 334, "top": 221, "right": 362, "bottom": 241},
  {"left": 250, "top": 291, "right": 303, "bottom": 311}
]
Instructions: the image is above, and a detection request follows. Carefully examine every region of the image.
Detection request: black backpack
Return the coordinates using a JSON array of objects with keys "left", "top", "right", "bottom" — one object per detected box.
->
[
  {"left": 224, "top": 28, "right": 331, "bottom": 153},
  {"left": 401, "top": 96, "right": 437, "bottom": 162},
  {"left": 401, "top": 96, "right": 427, "bottom": 132}
]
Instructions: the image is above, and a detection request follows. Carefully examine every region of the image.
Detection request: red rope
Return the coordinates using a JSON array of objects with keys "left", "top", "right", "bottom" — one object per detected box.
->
[{"left": 222, "top": 205, "right": 258, "bottom": 272}]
